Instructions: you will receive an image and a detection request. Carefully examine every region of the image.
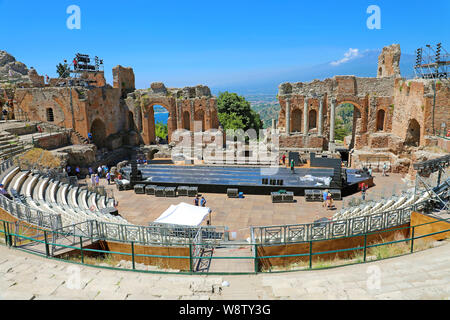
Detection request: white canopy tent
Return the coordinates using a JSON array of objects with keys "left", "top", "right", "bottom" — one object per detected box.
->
[{"left": 154, "top": 202, "right": 211, "bottom": 226}]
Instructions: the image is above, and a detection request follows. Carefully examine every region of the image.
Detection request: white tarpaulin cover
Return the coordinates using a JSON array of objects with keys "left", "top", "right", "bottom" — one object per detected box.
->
[{"left": 153, "top": 202, "right": 211, "bottom": 226}]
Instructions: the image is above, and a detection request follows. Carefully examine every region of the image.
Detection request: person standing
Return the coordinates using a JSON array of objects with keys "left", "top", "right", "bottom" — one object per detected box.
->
[
  {"left": 88, "top": 167, "right": 93, "bottom": 176},
  {"left": 194, "top": 195, "right": 199, "bottom": 206},
  {"left": 368, "top": 165, "right": 372, "bottom": 177},
  {"left": 290, "top": 159, "right": 295, "bottom": 174},
  {"left": 95, "top": 174, "right": 100, "bottom": 187},
  {"left": 322, "top": 189, "right": 328, "bottom": 208},
  {"left": 200, "top": 196, "right": 206, "bottom": 207},
  {"left": 91, "top": 174, "right": 96, "bottom": 187},
  {"left": 361, "top": 183, "right": 367, "bottom": 201},
  {"left": 97, "top": 166, "right": 102, "bottom": 178},
  {"left": 326, "top": 191, "right": 333, "bottom": 209},
  {"left": 282, "top": 154, "right": 286, "bottom": 165},
  {"left": 382, "top": 163, "right": 388, "bottom": 176},
  {"left": 106, "top": 171, "right": 111, "bottom": 185}
]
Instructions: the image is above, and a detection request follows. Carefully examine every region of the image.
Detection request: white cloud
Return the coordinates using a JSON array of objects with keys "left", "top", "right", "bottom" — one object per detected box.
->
[{"left": 330, "top": 48, "right": 361, "bottom": 66}]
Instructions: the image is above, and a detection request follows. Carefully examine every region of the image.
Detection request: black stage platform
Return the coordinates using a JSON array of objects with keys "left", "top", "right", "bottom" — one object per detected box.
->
[{"left": 122, "top": 165, "right": 372, "bottom": 196}]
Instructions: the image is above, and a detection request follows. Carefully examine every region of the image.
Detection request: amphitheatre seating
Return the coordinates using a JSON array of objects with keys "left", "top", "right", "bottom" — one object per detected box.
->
[{"left": 0, "top": 167, "right": 131, "bottom": 227}]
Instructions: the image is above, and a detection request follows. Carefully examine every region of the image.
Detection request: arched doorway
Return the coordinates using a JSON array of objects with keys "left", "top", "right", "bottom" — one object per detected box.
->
[
  {"left": 90, "top": 118, "right": 107, "bottom": 148},
  {"left": 376, "top": 110, "right": 385, "bottom": 131},
  {"left": 183, "top": 111, "right": 190, "bottom": 130},
  {"left": 334, "top": 103, "right": 360, "bottom": 149},
  {"left": 194, "top": 110, "right": 205, "bottom": 132},
  {"left": 309, "top": 110, "right": 317, "bottom": 130},
  {"left": 153, "top": 104, "right": 169, "bottom": 144},
  {"left": 128, "top": 111, "right": 135, "bottom": 130},
  {"left": 291, "top": 109, "right": 302, "bottom": 133},
  {"left": 405, "top": 119, "right": 420, "bottom": 146}
]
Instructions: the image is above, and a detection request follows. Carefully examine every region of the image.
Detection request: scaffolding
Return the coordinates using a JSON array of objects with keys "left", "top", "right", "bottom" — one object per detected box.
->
[
  {"left": 413, "top": 155, "right": 450, "bottom": 215},
  {"left": 414, "top": 43, "right": 449, "bottom": 80}
]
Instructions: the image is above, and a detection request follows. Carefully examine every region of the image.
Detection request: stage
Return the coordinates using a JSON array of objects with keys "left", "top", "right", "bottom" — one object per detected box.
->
[{"left": 122, "top": 164, "right": 372, "bottom": 196}]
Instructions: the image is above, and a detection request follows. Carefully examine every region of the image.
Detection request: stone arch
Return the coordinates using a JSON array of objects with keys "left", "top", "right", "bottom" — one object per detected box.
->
[
  {"left": 182, "top": 111, "right": 190, "bottom": 130},
  {"left": 309, "top": 109, "right": 317, "bottom": 130},
  {"left": 334, "top": 102, "right": 362, "bottom": 149},
  {"left": 376, "top": 109, "right": 385, "bottom": 131},
  {"left": 128, "top": 111, "right": 135, "bottom": 130},
  {"left": 405, "top": 119, "right": 420, "bottom": 146},
  {"left": 194, "top": 109, "right": 205, "bottom": 131},
  {"left": 90, "top": 118, "right": 107, "bottom": 148},
  {"left": 291, "top": 109, "right": 302, "bottom": 133}
]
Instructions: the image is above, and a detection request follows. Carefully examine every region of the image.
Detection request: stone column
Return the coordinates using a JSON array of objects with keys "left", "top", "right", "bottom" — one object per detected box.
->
[
  {"left": 329, "top": 98, "right": 336, "bottom": 142},
  {"left": 176, "top": 99, "right": 182, "bottom": 129},
  {"left": 303, "top": 97, "right": 309, "bottom": 134},
  {"left": 190, "top": 99, "right": 195, "bottom": 131},
  {"left": 318, "top": 97, "right": 324, "bottom": 136},
  {"left": 285, "top": 98, "right": 290, "bottom": 135}
]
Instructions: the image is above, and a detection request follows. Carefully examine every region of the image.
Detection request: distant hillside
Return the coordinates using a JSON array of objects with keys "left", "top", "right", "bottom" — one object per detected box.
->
[{"left": 211, "top": 50, "right": 416, "bottom": 95}]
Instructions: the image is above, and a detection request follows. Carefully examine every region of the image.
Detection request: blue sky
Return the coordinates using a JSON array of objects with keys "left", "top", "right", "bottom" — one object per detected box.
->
[{"left": 0, "top": 0, "right": 448, "bottom": 89}]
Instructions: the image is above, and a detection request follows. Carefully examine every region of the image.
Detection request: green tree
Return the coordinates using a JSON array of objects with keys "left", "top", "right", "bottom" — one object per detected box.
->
[
  {"left": 56, "top": 63, "right": 70, "bottom": 78},
  {"left": 155, "top": 121, "right": 168, "bottom": 140},
  {"left": 217, "top": 92, "right": 263, "bottom": 133},
  {"left": 218, "top": 112, "right": 245, "bottom": 131}
]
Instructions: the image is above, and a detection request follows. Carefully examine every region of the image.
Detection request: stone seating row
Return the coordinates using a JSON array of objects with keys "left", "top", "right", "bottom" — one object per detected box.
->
[{"left": 0, "top": 166, "right": 129, "bottom": 227}]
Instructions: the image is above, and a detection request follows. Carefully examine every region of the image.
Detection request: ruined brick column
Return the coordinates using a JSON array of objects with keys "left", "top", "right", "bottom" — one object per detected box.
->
[
  {"left": 303, "top": 97, "right": 309, "bottom": 134},
  {"left": 318, "top": 97, "right": 324, "bottom": 136},
  {"left": 176, "top": 99, "right": 182, "bottom": 129},
  {"left": 285, "top": 98, "right": 291, "bottom": 135},
  {"left": 329, "top": 98, "right": 336, "bottom": 142},
  {"left": 190, "top": 100, "right": 195, "bottom": 131}
]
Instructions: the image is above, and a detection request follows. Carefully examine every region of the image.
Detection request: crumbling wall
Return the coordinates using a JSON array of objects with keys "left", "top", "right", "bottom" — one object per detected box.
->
[{"left": 377, "top": 44, "right": 401, "bottom": 78}]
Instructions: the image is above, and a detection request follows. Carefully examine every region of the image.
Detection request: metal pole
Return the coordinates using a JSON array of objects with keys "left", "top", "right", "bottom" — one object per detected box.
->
[
  {"left": 44, "top": 231, "right": 49, "bottom": 257},
  {"left": 254, "top": 244, "right": 258, "bottom": 273},
  {"left": 2, "top": 221, "right": 7, "bottom": 245},
  {"left": 79, "top": 236, "right": 84, "bottom": 264},
  {"left": 410, "top": 226, "right": 415, "bottom": 253},
  {"left": 189, "top": 243, "right": 193, "bottom": 272},
  {"left": 131, "top": 241, "right": 135, "bottom": 270},
  {"left": 309, "top": 241, "right": 313, "bottom": 269},
  {"left": 363, "top": 234, "right": 367, "bottom": 262}
]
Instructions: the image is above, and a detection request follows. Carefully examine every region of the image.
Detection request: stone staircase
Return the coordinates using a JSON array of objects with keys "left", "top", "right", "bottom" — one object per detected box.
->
[{"left": 0, "top": 132, "right": 30, "bottom": 160}]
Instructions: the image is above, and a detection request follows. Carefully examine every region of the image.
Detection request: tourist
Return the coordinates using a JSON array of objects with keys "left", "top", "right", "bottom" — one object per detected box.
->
[
  {"left": 95, "top": 174, "right": 100, "bottom": 186},
  {"left": 2, "top": 108, "right": 7, "bottom": 121},
  {"left": 91, "top": 174, "right": 96, "bottom": 187},
  {"left": 97, "top": 166, "right": 102, "bottom": 178},
  {"left": 0, "top": 184, "right": 11, "bottom": 200},
  {"left": 200, "top": 196, "right": 206, "bottom": 207},
  {"left": 282, "top": 154, "right": 286, "bottom": 165},
  {"left": 88, "top": 167, "right": 93, "bottom": 176},
  {"left": 66, "top": 165, "right": 71, "bottom": 175},
  {"left": 106, "top": 171, "right": 111, "bottom": 185},
  {"left": 87, "top": 132, "right": 93, "bottom": 144},
  {"left": 322, "top": 189, "right": 328, "bottom": 208},
  {"left": 290, "top": 159, "right": 295, "bottom": 174},
  {"left": 75, "top": 166, "right": 80, "bottom": 178},
  {"left": 382, "top": 163, "right": 388, "bottom": 176},
  {"left": 326, "top": 191, "right": 333, "bottom": 209},
  {"left": 361, "top": 183, "right": 368, "bottom": 201},
  {"left": 368, "top": 165, "right": 373, "bottom": 177},
  {"left": 194, "top": 196, "right": 199, "bottom": 206}
]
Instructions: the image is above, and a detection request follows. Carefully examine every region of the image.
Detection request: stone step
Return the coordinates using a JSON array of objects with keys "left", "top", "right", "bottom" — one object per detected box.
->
[{"left": 0, "top": 166, "right": 20, "bottom": 189}]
